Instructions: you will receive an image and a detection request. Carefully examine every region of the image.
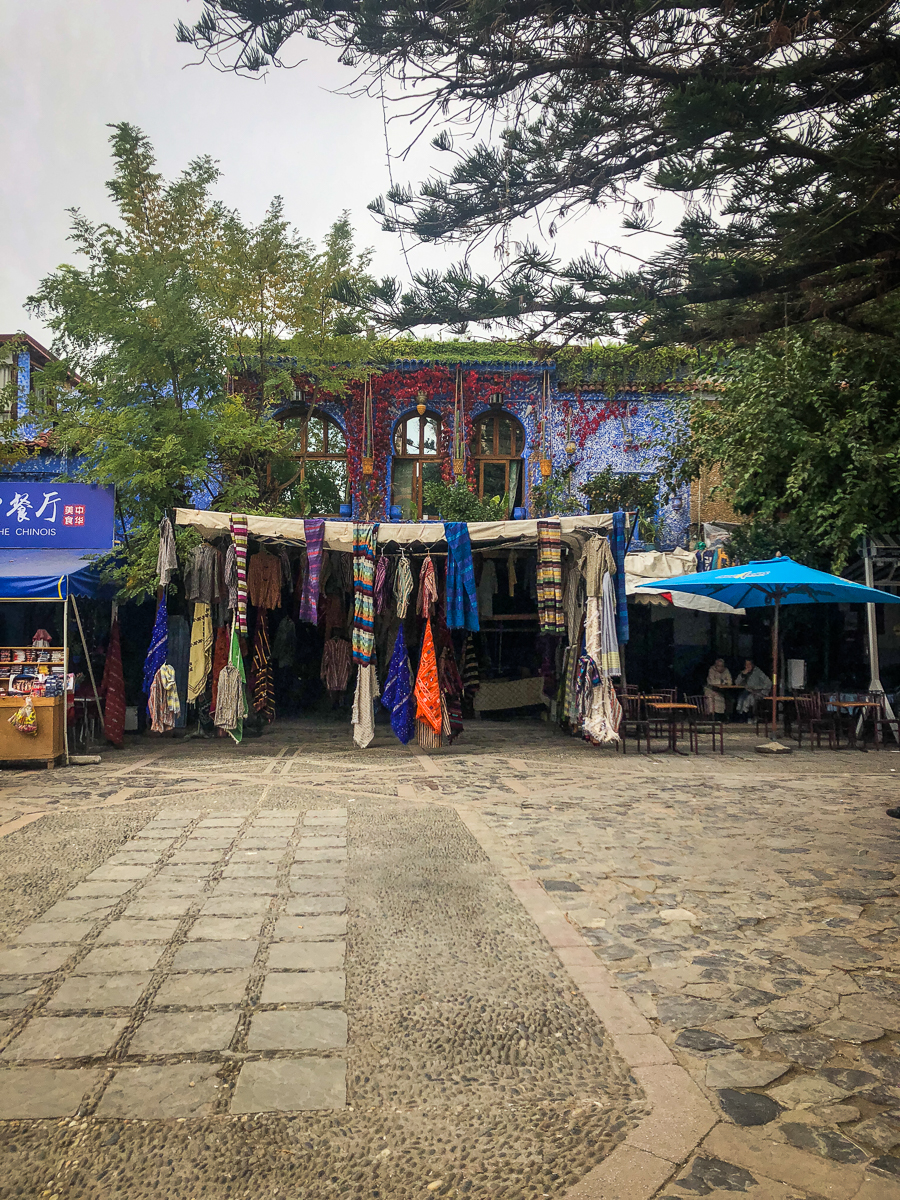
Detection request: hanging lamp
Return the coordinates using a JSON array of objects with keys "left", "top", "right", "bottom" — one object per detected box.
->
[
  {"left": 539, "top": 368, "right": 552, "bottom": 476},
  {"left": 452, "top": 365, "right": 466, "bottom": 476},
  {"left": 362, "top": 377, "right": 374, "bottom": 475}
]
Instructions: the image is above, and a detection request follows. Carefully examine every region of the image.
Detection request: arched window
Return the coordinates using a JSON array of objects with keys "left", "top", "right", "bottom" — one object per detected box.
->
[
  {"left": 273, "top": 409, "right": 349, "bottom": 516},
  {"left": 471, "top": 411, "right": 525, "bottom": 513},
  {"left": 391, "top": 412, "right": 444, "bottom": 520}
]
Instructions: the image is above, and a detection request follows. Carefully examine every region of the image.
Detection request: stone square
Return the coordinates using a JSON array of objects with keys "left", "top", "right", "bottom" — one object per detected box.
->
[
  {"left": 236, "top": 836, "right": 290, "bottom": 850},
  {"left": 0, "top": 977, "right": 46, "bottom": 1012},
  {"left": 122, "top": 898, "right": 195, "bottom": 920},
  {"left": 231, "top": 1057, "right": 346, "bottom": 1113},
  {"left": 221, "top": 863, "right": 279, "bottom": 878},
  {"left": 289, "top": 862, "right": 345, "bottom": 878},
  {"left": 153, "top": 970, "right": 250, "bottom": 1007},
  {"left": 171, "top": 940, "right": 258, "bottom": 970},
  {"left": 0, "top": 1067, "right": 102, "bottom": 1118},
  {"left": 121, "top": 839, "right": 175, "bottom": 852},
  {"left": 129, "top": 1010, "right": 238, "bottom": 1054},
  {"left": 298, "top": 836, "right": 345, "bottom": 848},
  {"left": 75, "top": 944, "right": 165, "bottom": 974},
  {"left": 304, "top": 817, "right": 347, "bottom": 827},
  {"left": 2, "top": 1015, "right": 127, "bottom": 1060},
  {"left": 158, "top": 864, "right": 212, "bottom": 879},
  {"left": 183, "top": 835, "right": 233, "bottom": 848},
  {"left": 139, "top": 879, "right": 206, "bottom": 897},
  {"left": 201, "top": 894, "right": 272, "bottom": 917},
  {"left": 67, "top": 879, "right": 134, "bottom": 898},
  {"left": 260, "top": 971, "right": 345, "bottom": 1004},
  {"left": 292, "top": 847, "right": 347, "bottom": 862},
  {"left": 247, "top": 1008, "right": 347, "bottom": 1051},
  {"left": 170, "top": 850, "right": 221, "bottom": 864},
  {"left": 187, "top": 916, "right": 263, "bottom": 940},
  {"left": 106, "top": 851, "right": 162, "bottom": 866},
  {"left": 87, "top": 864, "right": 154, "bottom": 882},
  {"left": 290, "top": 877, "right": 344, "bottom": 896},
  {"left": 96, "top": 1063, "right": 221, "bottom": 1119},
  {"left": 284, "top": 897, "right": 347, "bottom": 915},
  {"left": 211, "top": 879, "right": 278, "bottom": 895},
  {"left": 97, "top": 919, "right": 180, "bottom": 944},
  {"left": 305, "top": 810, "right": 346, "bottom": 819},
  {"left": 267, "top": 941, "right": 345, "bottom": 970},
  {"left": 47, "top": 972, "right": 153, "bottom": 1010},
  {"left": 39, "top": 899, "right": 115, "bottom": 923},
  {"left": 0, "top": 946, "right": 75, "bottom": 975},
  {"left": 272, "top": 914, "right": 347, "bottom": 940},
  {"left": 197, "top": 817, "right": 244, "bottom": 827},
  {"left": 13, "top": 921, "right": 95, "bottom": 945}
]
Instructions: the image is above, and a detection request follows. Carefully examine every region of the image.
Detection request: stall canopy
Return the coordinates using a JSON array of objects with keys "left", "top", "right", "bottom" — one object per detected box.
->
[{"left": 0, "top": 549, "right": 109, "bottom": 600}]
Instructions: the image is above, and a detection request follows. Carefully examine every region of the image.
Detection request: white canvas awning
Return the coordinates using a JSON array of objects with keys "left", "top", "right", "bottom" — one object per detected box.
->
[{"left": 625, "top": 549, "right": 746, "bottom": 614}]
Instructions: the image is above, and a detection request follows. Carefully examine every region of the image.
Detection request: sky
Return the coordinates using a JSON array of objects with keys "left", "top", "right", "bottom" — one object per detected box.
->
[{"left": 2, "top": 0, "right": 672, "bottom": 348}]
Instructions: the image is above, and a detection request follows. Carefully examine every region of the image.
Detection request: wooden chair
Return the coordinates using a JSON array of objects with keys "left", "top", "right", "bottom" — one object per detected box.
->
[
  {"left": 685, "top": 693, "right": 724, "bottom": 754},
  {"left": 856, "top": 692, "right": 900, "bottom": 749},
  {"left": 795, "top": 695, "right": 837, "bottom": 750},
  {"left": 618, "top": 694, "right": 651, "bottom": 754}
]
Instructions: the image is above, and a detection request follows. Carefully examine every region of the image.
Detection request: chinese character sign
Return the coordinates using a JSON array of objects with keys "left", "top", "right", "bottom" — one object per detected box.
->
[{"left": 0, "top": 484, "right": 115, "bottom": 547}]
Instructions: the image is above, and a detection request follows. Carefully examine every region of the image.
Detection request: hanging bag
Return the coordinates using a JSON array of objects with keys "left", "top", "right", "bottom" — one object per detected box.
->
[{"left": 9, "top": 695, "right": 38, "bottom": 737}]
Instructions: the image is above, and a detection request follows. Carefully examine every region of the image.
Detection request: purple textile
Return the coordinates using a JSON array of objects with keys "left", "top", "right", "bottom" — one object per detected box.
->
[
  {"left": 299, "top": 519, "right": 325, "bottom": 623},
  {"left": 142, "top": 594, "right": 168, "bottom": 711},
  {"left": 374, "top": 555, "right": 390, "bottom": 614},
  {"left": 381, "top": 623, "right": 415, "bottom": 744}
]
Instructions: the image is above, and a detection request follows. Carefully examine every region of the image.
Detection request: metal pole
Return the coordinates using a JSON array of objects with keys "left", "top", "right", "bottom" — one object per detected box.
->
[
  {"left": 771, "top": 596, "right": 780, "bottom": 735},
  {"left": 71, "top": 594, "right": 105, "bottom": 737},
  {"left": 62, "top": 595, "right": 70, "bottom": 766},
  {"left": 863, "top": 535, "right": 896, "bottom": 732}
]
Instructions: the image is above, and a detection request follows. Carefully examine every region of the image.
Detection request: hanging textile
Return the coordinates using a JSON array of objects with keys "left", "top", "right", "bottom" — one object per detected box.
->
[
  {"left": 156, "top": 516, "right": 177, "bottom": 587},
  {"left": 381, "top": 624, "right": 415, "bottom": 744},
  {"left": 507, "top": 552, "right": 518, "bottom": 598},
  {"left": 272, "top": 616, "right": 296, "bottom": 668},
  {"left": 224, "top": 543, "right": 238, "bottom": 614},
  {"left": 352, "top": 523, "right": 377, "bottom": 665},
  {"left": 438, "top": 645, "right": 464, "bottom": 743},
  {"left": 417, "top": 554, "right": 438, "bottom": 618},
  {"left": 251, "top": 609, "right": 275, "bottom": 722},
  {"left": 445, "top": 522, "right": 479, "bottom": 631},
  {"left": 278, "top": 548, "right": 293, "bottom": 590},
  {"left": 167, "top": 614, "right": 190, "bottom": 730},
  {"left": 210, "top": 624, "right": 230, "bottom": 716},
  {"left": 148, "top": 664, "right": 180, "bottom": 733},
  {"left": 374, "top": 555, "right": 390, "bottom": 614},
  {"left": 352, "top": 663, "right": 380, "bottom": 749},
  {"left": 563, "top": 559, "right": 584, "bottom": 646},
  {"left": 414, "top": 617, "right": 442, "bottom": 735},
  {"left": 187, "top": 603, "right": 214, "bottom": 703},
  {"left": 394, "top": 553, "right": 414, "bottom": 618},
  {"left": 582, "top": 581, "right": 622, "bottom": 745},
  {"left": 580, "top": 535, "right": 616, "bottom": 599},
  {"left": 230, "top": 515, "right": 249, "bottom": 634},
  {"left": 321, "top": 637, "right": 352, "bottom": 692},
  {"left": 99, "top": 619, "right": 126, "bottom": 748},
  {"left": 461, "top": 634, "right": 480, "bottom": 696},
  {"left": 611, "top": 510, "right": 630, "bottom": 645},
  {"left": 248, "top": 547, "right": 283, "bottom": 610},
  {"left": 214, "top": 620, "right": 247, "bottom": 743},
  {"left": 185, "top": 543, "right": 223, "bottom": 606},
  {"left": 537, "top": 519, "right": 566, "bottom": 634},
  {"left": 476, "top": 558, "right": 498, "bottom": 619},
  {"left": 599, "top": 572, "right": 621, "bottom": 676},
  {"left": 142, "top": 595, "right": 168, "bottom": 703},
  {"left": 299, "top": 518, "right": 325, "bottom": 623}
]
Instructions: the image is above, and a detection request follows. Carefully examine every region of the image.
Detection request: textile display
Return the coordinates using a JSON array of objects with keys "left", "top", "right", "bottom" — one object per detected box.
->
[
  {"left": 272, "top": 616, "right": 296, "bottom": 668},
  {"left": 224, "top": 544, "right": 238, "bottom": 613},
  {"left": 142, "top": 594, "right": 169, "bottom": 701},
  {"left": 611, "top": 511, "right": 630, "bottom": 644},
  {"left": 99, "top": 618, "right": 126, "bottom": 747},
  {"left": 374, "top": 555, "right": 390, "bottom": 614},
  {"left": 352, "top": 523, "right": 377, "bottom": 666},
  {"left": 476, "top": 558, "right": 498, "bottom": 619},
  {"left": 299, "top": 518, "right": 325, "bottom": 623},
  {"left": 185, "top": 543, "right": 223, "bottom": 605},
  {"left": 445, "top": 522, "right": 479, "bottom": 632},
  {"left": 210, "top": 624, "right": 230, "bottom": 716},
  {"left": 156, "top": 516, "right": 177, "bottom": 587},
  {"left": 230, "top": 515, "right": 249, "bottom": 634},
  {"left": 461, "top": 634, "right": 480, "bottom": 696},
  {"left": 508, "top": 551, "right": 518, "bottom": 597},
  {"left": 248, "top": 548, "right": 283, "bottom": 610},
  {"left": 394, "top": 554, "right": 414, "bottom": 618},
  {"left": 599, "top": 572, "right": 621, "bottom": 676},
  {"left": 278, "top": 548, "right": 293, "bottom": 590},
  {"left": 214, "top": 620, "right": 247, "bottom": 743},
  {"left": 381, "top": 624, "right": 415, "bottom": 744},
  {"left": 166, "top": 615, "right": 190, "bottom": 729},
  {"left": 148, "top": 664, "right": 180, "bottom": 733},
  {"left": 438, "top": 645, "right": 464, "bottom": 743},
  {"left": 563, "top": 559, "right": 584, "bottom": 645},
  {"left": 582, "top": 586, "right": 622, "bottom": 745},
  {"left": 414, "top": 617, "right": 442, "bottom": 735},
  {"left": 417, "top": 554, "right": 438, "bottom": 617},
  {"left": 321, "top": 637, "right": 352, "bottom": 692},
  {"left": 351, "top": 663, "right": 380, "bottom": 749},
  {"left": 537, "top": 520, "right": 566, "bottom": 634},
  {"left": 187, "top": 602, "right": 214, "bottom": 702},
  {"left": 251, "top": 609, "right": 274, "bottom": 722}
]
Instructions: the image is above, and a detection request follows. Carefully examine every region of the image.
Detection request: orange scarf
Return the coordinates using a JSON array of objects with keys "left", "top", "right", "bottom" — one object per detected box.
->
[{"left": 414, "top": 617, "right": 442, "bottom": 734}]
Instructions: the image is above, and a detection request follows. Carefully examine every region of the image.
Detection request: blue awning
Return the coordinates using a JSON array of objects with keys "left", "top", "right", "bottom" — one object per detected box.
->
[{"left": 0, "top": 549, "right": 111, "bottom": 600}]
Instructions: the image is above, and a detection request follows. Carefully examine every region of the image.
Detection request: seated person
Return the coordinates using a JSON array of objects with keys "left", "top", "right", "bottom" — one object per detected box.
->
[
  {"left": 704, "top": 657, "right": 732, "bottom": 715},
  {"left": 734, "top": 659, "right": 772, "bottom": 715}
]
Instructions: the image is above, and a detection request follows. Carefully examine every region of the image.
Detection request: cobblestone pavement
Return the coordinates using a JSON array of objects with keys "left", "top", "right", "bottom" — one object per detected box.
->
[{"left": 0, "top": 718, "right": 898, "bottom": 1198}]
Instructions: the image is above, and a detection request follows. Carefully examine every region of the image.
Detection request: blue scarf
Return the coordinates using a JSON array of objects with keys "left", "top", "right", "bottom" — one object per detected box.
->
[
  {"left": 445, "top": 521, "right": 479, "bottom": 631},
  {"left": 381, "top": 624, "right": 415, "bottom": 744},
  {"left": 142, "top": 594, "right": 169, "bottom": 706},
  {"left": 612, "top": 510, "right": 630, "bottom": 645}
]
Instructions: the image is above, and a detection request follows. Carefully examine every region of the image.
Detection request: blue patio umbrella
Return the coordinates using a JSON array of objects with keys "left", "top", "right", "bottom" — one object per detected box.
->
[{"left": 640, "top": 556, "right": 900, "bottom": 730}]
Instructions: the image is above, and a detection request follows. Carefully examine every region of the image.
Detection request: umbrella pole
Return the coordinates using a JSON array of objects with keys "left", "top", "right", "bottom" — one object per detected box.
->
[{"left": 771, "top": 597, "right": 780, "bottom": 735}]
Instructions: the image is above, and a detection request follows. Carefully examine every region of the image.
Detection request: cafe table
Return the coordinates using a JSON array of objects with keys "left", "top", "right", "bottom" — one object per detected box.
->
[
  {"left": 648, "top": 702, "right": 698, "bottom": 754},
  {"left": 826, "top": 699, "right": 882, "bottom": 748}
]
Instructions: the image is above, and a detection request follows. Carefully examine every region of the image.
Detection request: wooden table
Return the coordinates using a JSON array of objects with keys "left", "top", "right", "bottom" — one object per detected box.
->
[
  {"left": 0, "top": 695, "right": 64, "bottom": 767},
  {"left": 648, "top": 703, "right": 698, "bottom": 754},
  {"left": 826, "top": 700, "right": 881, "bottom": 748}
]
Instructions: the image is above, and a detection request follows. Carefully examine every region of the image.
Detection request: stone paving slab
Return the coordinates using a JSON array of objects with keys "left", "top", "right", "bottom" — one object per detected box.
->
[
  {"left": 47, "top": 971, "right": 153, "bottom": 1010},
  {"left": 230, "top": 1057, "right": 346, "bottom": 1113},
  {"left": 260, "top": 970, "right": 346, "bottom": 1004},
  {"left": 13, "top": 921, "right": 95, "bottom": 945},
  {"left": 96, "top": 1062, "right": 221, "bottom": 1118},
  {"left": 0, "top": 1067, "right": 102, "bottom": 1118},
  {"left": 247, "top": 1008, "right": 348, "bottom": 1051},
  {"left": 152, "top": 969, "right": 250, "bottom": 1007},
  {"left": 2, "top": 1015, "right": 127, "bottom": 1060},
  {"left": 129, "top": 1011, "right": 239, "bottom": 1054}
]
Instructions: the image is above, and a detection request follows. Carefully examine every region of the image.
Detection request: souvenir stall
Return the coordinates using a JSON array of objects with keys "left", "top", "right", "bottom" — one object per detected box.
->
[{"left": 156, "top": 508, "right": 631, "bottom": 751}]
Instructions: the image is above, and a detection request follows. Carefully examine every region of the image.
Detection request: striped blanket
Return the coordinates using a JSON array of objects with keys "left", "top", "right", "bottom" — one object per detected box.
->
[
  {"left": 299, "top": 518, "right": 325, "bottom": 623},
  {"left": 352, "top": 523, "right": 377, "bottom": 665},
  {"left": 537, "top": 519, "right": 565, "bottom": 634},
  {"left": 230, "top": 515, "right": 249, "bottom": 634}
]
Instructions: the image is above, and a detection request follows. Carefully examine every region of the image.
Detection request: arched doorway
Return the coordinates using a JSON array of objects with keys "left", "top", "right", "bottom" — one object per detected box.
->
[
  {"left": 391, "top": 411, "right": 445, "bottom": 520},
  {"left": 471, "top": 410, "right": 525, "bottom": 514}
]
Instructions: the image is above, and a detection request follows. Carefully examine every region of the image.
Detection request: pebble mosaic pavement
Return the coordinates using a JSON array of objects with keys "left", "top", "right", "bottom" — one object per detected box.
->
[{"left": 0, "top": 718, "right": 898, "bottom": 1198}]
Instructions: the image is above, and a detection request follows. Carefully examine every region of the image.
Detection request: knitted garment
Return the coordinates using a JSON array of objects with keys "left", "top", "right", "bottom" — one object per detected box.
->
[
  {"left": 351, "top": 663, "right": 380, "bottom": 749},
  {"left": 579, "top": 534, "right": 616, "bottom": 599},
  {"left": 156, "top": 517, "right": 177, "bottom": 587},
  {"left": 224, "top": 544, "right": 238, "bottom": 613},
  {"left": 417, "top": 555, "right": 438, "bottom": 618},
  {"left": 445, "top": 522, "right": 479, "bottom": 632},
  {"left": 230, "top": 515, "right": 249, "bottom": 634},
  {"left": 537, "top": 519, "right": 566, "bottom": 634},
  {"left": 248, "top": 548, "right": 283, "bottom": 610},
  {"left": 99, "top": 619, "right": 126, "bottom": 747},
  {"left": 148, "top": 663, "right": 180, "bottom": 732},
  {"left": 374, "top": 555, "right": 390, "bottom": 614},
  {"left": 214, "top": 621, "right": 247, "bottom": 743},
  {"left": 611, "top": 511, "right": 630, "bottom": 644},
  {"left": 414, "top": 618, "right": 442, "bottom": 734},
  {"left": 185, "top": 543, "right": 223, "bottom": 605},
  {"left": 351, "top": 523, "right": 377, "bottom": 666},
  {"left": 187, "top": 603, "right": 214, "bottom": 702},
  {"left": 299, "top": 519, "right": 325, "bottom": 622},
  {"left": 394, "top": 554, "right": 413, "bottom": 618},
  {"left": 321, "top": 637, "right": 352, "bottom": 692},
  {"left": 251, "top": 609, "right": 274, "bottom": 722},
  {"left": 142, "top": 595, "right": 168, "bottom": 701},
  {"left": 381, "top": 623, "right": 415, "bottom": 744}
]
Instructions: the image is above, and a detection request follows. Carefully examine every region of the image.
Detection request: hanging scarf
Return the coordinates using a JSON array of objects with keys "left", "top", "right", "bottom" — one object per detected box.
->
[
  {"left": 142, "top": 594, "right": 168, "bottom": 704},
  {"left": 612, "top": 510, "right": 630, "bottom": 645},
  {"left": 445, "top": 522, "right": 479, "bottom": 631},
  {"left": 537, "top": 519, "right": 566, "bottom": 634},
  {"left": 417, "top": 554, "right": 438, "bottom": 617},
  {"left": 230, "top": 515, "right": 249, "bottom": 634},
  {"left": 461, "top": 633, "right": 480, "bottom": 696},
  {"left": 156, "top": 516, "right": 177, "bottom": 587},
  {"left": 209, "top": 624, "right": 230, "bottom": 716},
  {"left": 100, "top": 619, "right": 126, "bottom": 747},
  {"left": 599, "top": 572, "right": 621, "bottom": 676},
  {"left": 414, "top": 617, "right": 442, "bottom": 735},
  {"left": 299, "top": 518, "right": 325, "bottom": 622},
  {"left": 224, "top": 544, "right": 238, "bottom": 614},
  {"left": 352, "top": 523, "right": 377, "bottom": 665},
  {"left": 352, "top": 663, "right": 380, "bottom": 749},
  {"left": 374, "top": 555, "right": 390, "bottom": 614},
  {"left": 214, "top": 619, "right": 247, "bottom": 743},
  {"left": 187, "top": 603, "right": 214, "bottom": 703},
  {"left": 381, "top": 624, "right": 415, "bottom": 744},
  {"left": 394, "top": 553, "right": 413, "bottom": 618},
  {"left": 251, "top": 608, "right": 275, "bottom": 722},
  {"left": 166, "top": 614, "right": 190, "bottom": 729},
  {"left": 148, "top": 663, "right": 180, "bottom": 733}
]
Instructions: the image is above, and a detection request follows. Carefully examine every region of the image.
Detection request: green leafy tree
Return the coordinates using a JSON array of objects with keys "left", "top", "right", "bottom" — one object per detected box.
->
[
  {"left": 422, "top": 477, "right": 508, "bottom": 522},
  {"left": 27, "top": 124, "right": 372, "bottom": 596},
  {"left": 178, "top": 0, "right": 900, "bottom": 344},
  {"left": 530, "top": 464, "right": 583, "bottom": 518},
  {"left": 580, "top": 466, "right": 663, "bottom": 543}
]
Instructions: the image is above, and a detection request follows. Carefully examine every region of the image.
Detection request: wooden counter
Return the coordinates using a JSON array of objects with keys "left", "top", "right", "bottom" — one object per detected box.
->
[{"left": 0, "top": 695, "right": 65, "bottom": 767}]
